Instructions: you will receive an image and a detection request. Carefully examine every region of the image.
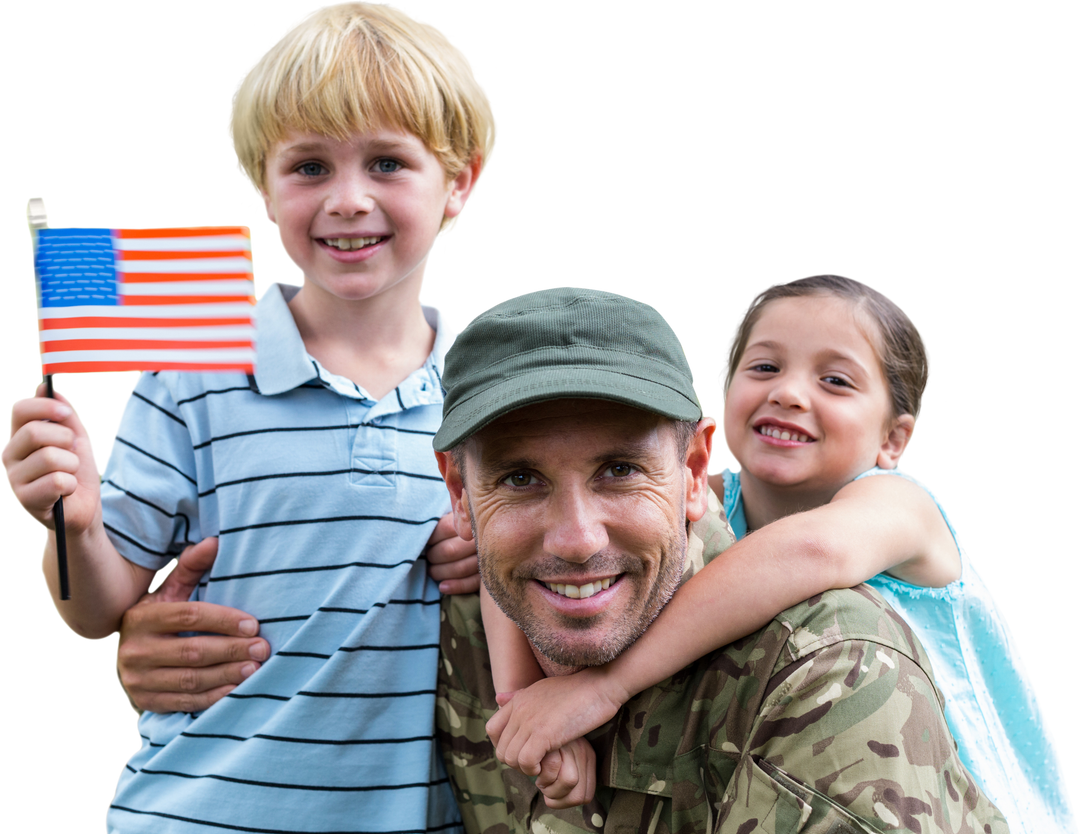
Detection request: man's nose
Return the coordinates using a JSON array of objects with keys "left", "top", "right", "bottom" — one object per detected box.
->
[{"left": 543, "top": 488, "right": 609, "bottom": 563}]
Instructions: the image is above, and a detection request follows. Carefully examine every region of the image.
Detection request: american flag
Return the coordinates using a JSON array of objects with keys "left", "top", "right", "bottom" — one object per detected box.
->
[{"left": 35, "top": 227, "right": 256, "bottom": 375}]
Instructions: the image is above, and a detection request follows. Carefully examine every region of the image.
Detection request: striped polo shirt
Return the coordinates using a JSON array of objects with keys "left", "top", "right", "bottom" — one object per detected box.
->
[{"left": 103, "top": 284, "right": 462, "bottom": 834}]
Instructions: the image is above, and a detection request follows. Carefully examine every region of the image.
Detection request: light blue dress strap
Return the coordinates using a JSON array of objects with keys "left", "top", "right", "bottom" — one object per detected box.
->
[
  {"left": 720, "top": 469, "right": 748, "bottom": 540},
  {"left": 856, "top": 467, "right": 1074, "bottom": 834}
]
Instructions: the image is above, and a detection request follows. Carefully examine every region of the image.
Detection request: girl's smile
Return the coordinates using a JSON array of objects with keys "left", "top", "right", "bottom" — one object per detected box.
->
[{"left": 724, "top": 295, "right": 911, "bottom": 515}]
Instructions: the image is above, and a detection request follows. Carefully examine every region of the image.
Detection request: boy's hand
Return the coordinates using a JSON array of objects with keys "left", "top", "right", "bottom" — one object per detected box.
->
[
  {"left": 117, "top": 538, "right": 270, "bottom": 714},
  {"left": 486, "top": 670, "right": 627, "bottom": 779},
  {"left": 4, "top": 387, "right": 101, "bottom": 533},
  {"left": 425, "top": 512, "right": 479, "bottom": 594},
  {"left": 535, "top": 738, "right": 596, "bottom": 808}
]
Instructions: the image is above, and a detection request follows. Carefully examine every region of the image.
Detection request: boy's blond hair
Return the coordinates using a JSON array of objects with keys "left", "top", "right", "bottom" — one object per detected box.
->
[{"left": 232, "top": 2, "right": 494, "bottom": 192}]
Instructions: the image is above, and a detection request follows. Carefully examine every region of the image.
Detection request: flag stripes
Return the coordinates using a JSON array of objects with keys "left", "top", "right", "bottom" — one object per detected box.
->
[{"left": 35, "top": 227, "right": 256, "bottom": 374}]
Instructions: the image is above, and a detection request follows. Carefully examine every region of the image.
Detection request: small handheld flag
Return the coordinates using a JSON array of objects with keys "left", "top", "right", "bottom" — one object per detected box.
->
[
  {"left": 27, "top": 201, "right": 259, "bottom": 600},
  {"left": 36, "top": 226, "right": 256, "bottom": 374}
]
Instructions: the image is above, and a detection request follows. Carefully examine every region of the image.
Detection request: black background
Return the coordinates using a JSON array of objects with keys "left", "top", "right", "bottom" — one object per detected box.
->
[{"left": 4, "top": 1, "right": 1041, "bottom": 825}]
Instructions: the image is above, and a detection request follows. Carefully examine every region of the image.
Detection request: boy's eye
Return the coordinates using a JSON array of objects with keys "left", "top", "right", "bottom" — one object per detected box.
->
[
  {"left": 373, "top": 158, "right": 403, "bottom": 174},
  {"left": 297, "top": 162, "right": 327, "bottom": 177},
  {"left": 502, "top": 472, "right": 538, "bottom": 488}
]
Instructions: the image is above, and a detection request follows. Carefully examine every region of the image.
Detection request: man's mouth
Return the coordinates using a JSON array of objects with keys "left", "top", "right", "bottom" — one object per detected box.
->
[
  {"left": 321, "top": 236, "right": 387, "bottom": 251},
  {"left": 756, "top": 424, "right": 812, "bottom": 442},
  {"left": 542, "top": 577, "right": 616, "bottom": 599}
]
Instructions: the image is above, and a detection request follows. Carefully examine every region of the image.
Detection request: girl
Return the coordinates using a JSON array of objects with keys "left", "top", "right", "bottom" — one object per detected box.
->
[{"left": 483, "top": 275, "right": 1072, "bottom": 831}]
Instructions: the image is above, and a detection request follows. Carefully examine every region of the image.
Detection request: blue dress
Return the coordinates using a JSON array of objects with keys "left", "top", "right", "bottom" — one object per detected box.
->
[{"left": 721, "top": 468, "right": 1074, "bottom": 834}]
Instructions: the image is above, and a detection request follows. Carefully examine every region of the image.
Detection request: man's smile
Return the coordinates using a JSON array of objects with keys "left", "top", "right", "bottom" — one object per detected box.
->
[{"left": 542, "top": 576, "right": 617, "bottom": 599}]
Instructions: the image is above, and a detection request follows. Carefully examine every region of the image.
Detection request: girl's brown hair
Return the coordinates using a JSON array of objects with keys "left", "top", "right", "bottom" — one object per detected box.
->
[{"left": 726, "top": 275, "right": 928, "bottom": 418}]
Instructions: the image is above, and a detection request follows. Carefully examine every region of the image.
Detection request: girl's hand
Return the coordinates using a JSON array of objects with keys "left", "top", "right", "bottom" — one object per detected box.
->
[
  {"left": 486, "top": 669, "right": 628, "bottom": 779},
  {"left": 425, "top": 512, "right": 479, "bottom": 594},
  {"left": 534, "top": 738, "right": 596, "bottom": 808}
]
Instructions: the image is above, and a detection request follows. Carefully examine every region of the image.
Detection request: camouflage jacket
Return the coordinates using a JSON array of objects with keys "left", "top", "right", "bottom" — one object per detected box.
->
[{"left": 436, "top": 495, "right": 1009, "bottom": 834}]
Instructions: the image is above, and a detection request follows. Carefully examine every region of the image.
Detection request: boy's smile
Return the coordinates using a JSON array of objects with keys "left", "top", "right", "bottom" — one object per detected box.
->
[{"left": 260, "top": 128, "right": 476, "bottom": 311}]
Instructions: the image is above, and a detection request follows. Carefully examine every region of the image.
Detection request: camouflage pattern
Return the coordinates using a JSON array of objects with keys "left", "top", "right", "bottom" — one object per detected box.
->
[{"left": 436, "top": 494, "right": 1009, "bottom": 834}]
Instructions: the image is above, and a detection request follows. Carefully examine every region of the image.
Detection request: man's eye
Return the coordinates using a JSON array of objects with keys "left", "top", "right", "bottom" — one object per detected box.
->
[
  {"left": 502, "top": 472, "right": 536, "bottom": 488},
  {"left": 297, "top": 162, "right": 327, "bottom": 177},
  {"left": 604, "top": 463, "right": 636, "bottom": 479}
]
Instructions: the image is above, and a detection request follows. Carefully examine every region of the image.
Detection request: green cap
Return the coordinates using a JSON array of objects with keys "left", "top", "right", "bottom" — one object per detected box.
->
[{"left": 433, "top": 287, "right": 701, "bottom": 451}]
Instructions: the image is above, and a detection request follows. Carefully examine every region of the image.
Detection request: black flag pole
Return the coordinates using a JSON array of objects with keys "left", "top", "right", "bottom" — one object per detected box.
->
[{"left": 28, "top": 198, "right": 70, "bottom": 601}]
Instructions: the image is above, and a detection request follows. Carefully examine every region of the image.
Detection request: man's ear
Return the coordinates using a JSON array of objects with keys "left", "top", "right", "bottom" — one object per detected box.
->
[
  {"left": 684, "top": 418, "right": 716, "bottom": 523},
  {"left": 435, "top": 450, "right": 474, "bottom": 541},
  {"left": 876, "top": 414, "right": 914, "bottom": 470}
]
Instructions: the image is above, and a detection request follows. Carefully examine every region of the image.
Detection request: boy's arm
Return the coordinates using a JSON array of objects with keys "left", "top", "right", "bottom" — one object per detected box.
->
[
  {"left": 488, "top": 473, "right": 959, "bottom": 774},
  {"left": 481, "top": 585, "right": 544, "bottom": 694},
  {"left": 5, "top": 391, "right": 154, "bottom": 636}
]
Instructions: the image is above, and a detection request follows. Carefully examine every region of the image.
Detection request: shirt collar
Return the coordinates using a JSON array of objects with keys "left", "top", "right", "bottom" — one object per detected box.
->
[{"left": 252, "top": 283, "right": 454, "bottom": 402}]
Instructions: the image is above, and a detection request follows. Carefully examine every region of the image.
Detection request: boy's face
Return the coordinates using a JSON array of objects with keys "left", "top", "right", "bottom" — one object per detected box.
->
[{"left": 261, "top": 128, "right": 476, "bottom": 308}]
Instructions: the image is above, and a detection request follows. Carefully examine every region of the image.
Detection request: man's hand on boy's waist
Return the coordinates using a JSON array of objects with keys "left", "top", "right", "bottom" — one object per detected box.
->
[{"left": 116, "top": 537, "right": 269, "bottom": 714}]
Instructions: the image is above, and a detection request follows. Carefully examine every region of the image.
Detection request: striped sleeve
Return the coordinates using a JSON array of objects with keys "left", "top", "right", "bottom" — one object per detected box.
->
[{"left": 101, "top": 372, "right": 202, "bottom": 571}]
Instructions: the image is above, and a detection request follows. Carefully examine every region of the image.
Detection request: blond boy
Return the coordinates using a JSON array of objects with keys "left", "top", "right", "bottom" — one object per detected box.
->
[{"left": 4, "top": 4, "right": 492, "bottom": 831}]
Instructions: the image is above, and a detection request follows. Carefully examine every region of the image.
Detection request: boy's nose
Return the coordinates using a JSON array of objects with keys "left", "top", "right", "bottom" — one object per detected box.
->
[{"left": 325, "top": 175, "right": 376, "bottom": 217}]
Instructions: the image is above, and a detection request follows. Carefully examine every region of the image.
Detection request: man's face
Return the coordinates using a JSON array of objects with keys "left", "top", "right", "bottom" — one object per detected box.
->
[{"left": 437, "top": 400, "right": 713, "bottom": 669}]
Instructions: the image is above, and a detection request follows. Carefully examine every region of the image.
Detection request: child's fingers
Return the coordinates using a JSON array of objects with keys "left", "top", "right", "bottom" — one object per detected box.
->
[
  {"left": 4, "top": 438, "right": 81, "bottom": 522},
  {"left": 9, "top": 394, "right": 74, "bottom": 436},
  {"left": 535, "top": 749, "right": 569, "bottom": 792},
  {"left": 436, "top": 574, "right": 480, "bottom": 595},
  {"left": 427, "top": 554, "right": 477, "bottom": 580},
  {"left": 538, "top": 740, "right": 596, "bottom": 808},
  {"left": 425, "top": 532, "right": 477, "bottom": 565},
  {"left": 425, "top": 513, "right": 459, "bottom": 547}
]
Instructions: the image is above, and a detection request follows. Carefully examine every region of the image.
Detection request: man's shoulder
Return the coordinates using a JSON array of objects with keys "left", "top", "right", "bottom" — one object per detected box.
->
[
  {"left": 772, "top": 583, "right": 932, "bottom": 672},
  {"left": 604, "top": 584, "right": 937, "bottom": 772}
]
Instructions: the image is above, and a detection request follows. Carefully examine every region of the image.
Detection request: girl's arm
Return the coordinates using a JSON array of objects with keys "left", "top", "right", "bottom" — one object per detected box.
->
[
  {"left": 481, "top": 585, "right": 544, "bottom": 694},
  {"left": 487, "top": 472, "right": 959, "bottom": 774}
]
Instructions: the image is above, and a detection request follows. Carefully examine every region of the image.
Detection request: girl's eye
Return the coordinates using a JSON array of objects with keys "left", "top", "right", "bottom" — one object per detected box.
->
[
  {"left": 374, "top": 158, "right": 403, "bottom": 174},
  {"left": 502, "top": 472, "right": 537, "bottom": 488},
  {"left": 823, "top": 375, "right": 850, "bottom": 388},
  {"left": 297, "top": 162, "right": 327, "bottom": 177},
  {"left": 604, "top": 463, "right": 636, "bottom": 479},
  {"left": 749, "top": 363, "right": 779, "bottom": 374}
]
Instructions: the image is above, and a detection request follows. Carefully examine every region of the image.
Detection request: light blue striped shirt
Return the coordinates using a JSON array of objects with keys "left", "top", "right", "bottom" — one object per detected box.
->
[{"left": 102, "top": 284, "right": 462, "bottom": 834}]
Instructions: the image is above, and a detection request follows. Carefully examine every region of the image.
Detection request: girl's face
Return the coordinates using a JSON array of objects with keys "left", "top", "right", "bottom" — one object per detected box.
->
[{"left": 724, "top": 295, "right": 909, "bottom": 501}]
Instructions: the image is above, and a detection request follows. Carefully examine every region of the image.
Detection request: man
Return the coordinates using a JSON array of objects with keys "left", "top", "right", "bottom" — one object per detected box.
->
[{"left": 117, "top": 289, "right": 1005, "bottom": 832}]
